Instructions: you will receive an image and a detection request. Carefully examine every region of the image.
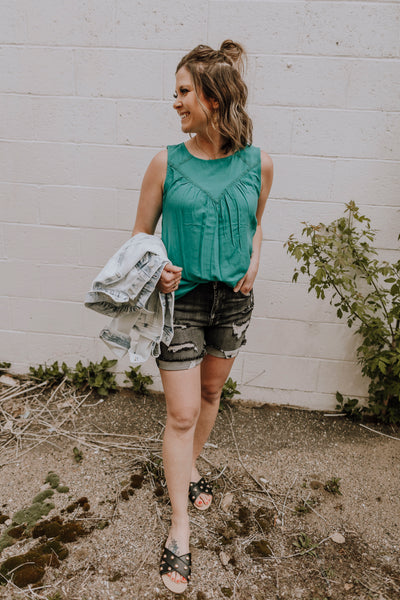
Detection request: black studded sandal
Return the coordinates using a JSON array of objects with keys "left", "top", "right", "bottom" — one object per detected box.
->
[
  {"left": 160, "top": 547, "right": 191, "bottom": 593},
  {"left": 188, "top": 477, "right": 213, "bottom": 511}
]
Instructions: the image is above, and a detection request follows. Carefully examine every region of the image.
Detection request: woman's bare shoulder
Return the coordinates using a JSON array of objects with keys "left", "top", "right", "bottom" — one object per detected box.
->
[
  {"left": 260, "top": 150, "right": 273, "bottom": 185},
  {"left": 143, "top": 149, "right": 168, "bottom": 186},
  {"left": 260, "top": 150, "right": 273, "bottom": 171},
  {"left": 149, "top": 149, "right": 168, "bottom": 170}
]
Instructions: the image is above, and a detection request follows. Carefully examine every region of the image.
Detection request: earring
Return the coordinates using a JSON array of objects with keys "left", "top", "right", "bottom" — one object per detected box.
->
[{"left": 211, "top": 111, "right": 219, "bottom": 128}]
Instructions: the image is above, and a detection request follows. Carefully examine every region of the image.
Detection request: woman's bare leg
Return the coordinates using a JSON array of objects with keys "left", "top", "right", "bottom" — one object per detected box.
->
[
  {"left": 191, "top": 354, "right": 236, "bottom": 508},
  {"left": 160, "top": 365, "right": 202, "bottom": 586}
]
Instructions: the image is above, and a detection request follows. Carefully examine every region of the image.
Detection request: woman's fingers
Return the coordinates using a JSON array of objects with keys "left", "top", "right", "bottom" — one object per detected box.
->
[
  {"left": 157, "top": 263, "right": 182, "bottom": 293},
  {"left": 164, "top": 263, "right": 182, "bottom": 274},
  {"left": 233, "top": 276, "right": 245, "bottom": 293}
]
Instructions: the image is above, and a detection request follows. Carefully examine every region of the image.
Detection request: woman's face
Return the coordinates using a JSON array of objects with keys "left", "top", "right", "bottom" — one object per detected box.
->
[{"left": 173, "top": 67, "right": 215, "bottom": 134}]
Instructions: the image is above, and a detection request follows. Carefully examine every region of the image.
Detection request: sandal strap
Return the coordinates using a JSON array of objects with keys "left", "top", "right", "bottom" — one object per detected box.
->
[
  {"left": 160, "top": 548, "right": 191, "bottom": 580},
  {"left": 188, "top": 477, "right": 213, "bottom": 504}
]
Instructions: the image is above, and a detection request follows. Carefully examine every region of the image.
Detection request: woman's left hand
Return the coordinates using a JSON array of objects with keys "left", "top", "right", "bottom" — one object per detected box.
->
[{"left": 233, "top": 262, "right": 258, "bottom": 295}]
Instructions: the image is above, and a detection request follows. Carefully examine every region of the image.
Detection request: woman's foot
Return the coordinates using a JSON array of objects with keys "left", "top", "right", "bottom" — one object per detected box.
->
[
  {"left": 189, "top": 467, "right": 213, "bottom": 510},
  {"left": 161, "top": 519, "right": 190, "bottom": 593}
]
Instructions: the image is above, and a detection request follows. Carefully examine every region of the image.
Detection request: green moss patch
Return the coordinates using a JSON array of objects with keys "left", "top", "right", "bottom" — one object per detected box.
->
[
  {"left": 0, "top": 512, "right": 90, "bottom": 588},
  {"left": 12, "top": 501, "right": 55, "bottom": 529},
  {"left": 32, "top": 489, "right": 54, "bottom": 503},
  {"left": 45, "top": 472, "right": 60, "bottom": 489}
]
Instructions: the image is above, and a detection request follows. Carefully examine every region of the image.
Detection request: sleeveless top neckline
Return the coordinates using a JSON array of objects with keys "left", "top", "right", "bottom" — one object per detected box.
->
[{"left": 181, "top": 142, "right": 236, "bottom": 163}]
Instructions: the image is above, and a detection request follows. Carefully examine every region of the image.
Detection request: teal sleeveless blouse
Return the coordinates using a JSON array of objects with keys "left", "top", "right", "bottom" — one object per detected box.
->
[{"left": 161, "top": 142, "right": 261, "bottom": 299}]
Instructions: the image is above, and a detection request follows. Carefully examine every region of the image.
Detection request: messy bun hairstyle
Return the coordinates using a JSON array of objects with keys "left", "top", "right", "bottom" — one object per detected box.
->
[{"left": 176, "top": 40, "right": 252, "bottom": 155}]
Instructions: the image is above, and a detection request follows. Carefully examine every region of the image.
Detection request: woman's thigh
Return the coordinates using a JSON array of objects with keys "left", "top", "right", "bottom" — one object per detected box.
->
[
  {"left": 200, "top": 354, "right": 236, "bottom": 400},
  {"left": 160, "top": 365, "right": 202, "bottom": 427}
]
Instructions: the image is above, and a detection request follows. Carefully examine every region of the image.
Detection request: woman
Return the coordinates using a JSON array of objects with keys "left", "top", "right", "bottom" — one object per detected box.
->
[{"left": 132, "top": 40, "right": 273, "bottom": 593}]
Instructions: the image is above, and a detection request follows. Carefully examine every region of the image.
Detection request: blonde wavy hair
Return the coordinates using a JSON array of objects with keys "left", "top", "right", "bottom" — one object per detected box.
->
[{"left": 176, "top": 40, "right": 253, "bottom": 155}]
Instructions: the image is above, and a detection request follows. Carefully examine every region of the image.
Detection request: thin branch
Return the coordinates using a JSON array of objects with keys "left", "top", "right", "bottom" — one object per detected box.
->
[
  {"left": 359, "top": 424, "right": 400, "bottom": 441},
  {"left": 263, "top": 535, "right": 332, "bottom": 560},
  {"left": 227, "top": 405, "right": 281, "bottom": 515},
  {"left": 280, "top": 475, "right": 297, "bottom": 527}
]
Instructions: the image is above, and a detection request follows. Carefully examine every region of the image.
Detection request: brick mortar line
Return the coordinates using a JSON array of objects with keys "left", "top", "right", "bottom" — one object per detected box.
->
[{"left": 1, "top": 44, "right": 399, "bottom": 59}]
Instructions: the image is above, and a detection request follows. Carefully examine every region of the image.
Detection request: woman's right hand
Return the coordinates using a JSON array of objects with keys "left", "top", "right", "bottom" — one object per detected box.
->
[{"left": 157, "top": 263, "right": 183, "bottom": 294}]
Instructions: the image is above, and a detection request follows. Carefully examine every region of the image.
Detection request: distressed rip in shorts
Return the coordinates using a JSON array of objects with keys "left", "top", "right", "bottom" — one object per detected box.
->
[{"left": 156, "top": 281, "right": 254, "bottom": 371}]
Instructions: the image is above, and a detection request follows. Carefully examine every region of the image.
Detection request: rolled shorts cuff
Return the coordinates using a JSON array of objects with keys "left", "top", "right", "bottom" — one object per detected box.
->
[
  {"left": 156, "top": 356, "right": 203, "bottom": 371},
  {"left": 206, "top": 346, "right": 240, "bottom": 359}
]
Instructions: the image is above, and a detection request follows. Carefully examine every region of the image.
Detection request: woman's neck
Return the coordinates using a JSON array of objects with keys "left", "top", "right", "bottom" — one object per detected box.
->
[{"left": 190, "top": 133, "right": 225, "bottom": 160}]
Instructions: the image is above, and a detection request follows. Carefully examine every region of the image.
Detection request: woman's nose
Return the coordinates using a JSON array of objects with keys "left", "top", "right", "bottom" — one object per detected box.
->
[{"left": 173, "top": 97, "right": 181, "bottom": 110}]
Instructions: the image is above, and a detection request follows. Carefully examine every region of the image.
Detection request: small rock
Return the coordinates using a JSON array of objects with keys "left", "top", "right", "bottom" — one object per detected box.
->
[
  {"left": 220, "top": 492, "right": 234, "bottom": 512},
  {"left": 344, "top": 583, "right": 353, "bottom": 591},
  {"left": 330, "top": 532, "right": 346, "bottom": 544},
  {"left": 310, "top": 480, "right": 323, "bottom": 490},
  {"left": 75, "top": 548, "right": 90, "bottom": 561},
  {"left": 0, "top": 375, "right": 19, "bottom": 387},
  {"left": 219, "top": 550, "right": 230, "bottom": 566}
]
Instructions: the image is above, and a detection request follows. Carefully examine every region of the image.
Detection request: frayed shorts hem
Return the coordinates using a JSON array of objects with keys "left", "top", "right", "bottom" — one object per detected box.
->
[
  {"left": 157, "top": 345, "right": 241, "bottom": 371},
  {"left": 157, "top": 356, "right": 203, "bottom": 371}
]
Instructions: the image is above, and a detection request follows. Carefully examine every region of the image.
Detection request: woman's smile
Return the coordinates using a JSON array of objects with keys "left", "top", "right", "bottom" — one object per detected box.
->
[{"left": 173, "top": 67, "right": 212, "bottom": 134}]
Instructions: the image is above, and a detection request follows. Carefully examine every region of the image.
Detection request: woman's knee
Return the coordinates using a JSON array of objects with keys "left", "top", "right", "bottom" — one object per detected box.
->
[
  {"left": 201, "top": 383, "right": 222, "bottom": 405},
  {"left": 167, "top": 406, "right": 200, "bottom": 433}
]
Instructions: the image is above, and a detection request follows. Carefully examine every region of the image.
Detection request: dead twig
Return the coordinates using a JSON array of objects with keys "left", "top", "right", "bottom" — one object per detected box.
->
[
  {"left": 227, "top": 405, "right": 281, "bottom": 515},
  {"left": 0, "top": 380, "right": 48, "bottom": 402},
  {"left": 359, "top": 423, "right": 400, "bottom": 441},
  {"left": 280, "top": 474, "right": 297, "bottom": 527},
  {"left": 232, "top": 571, "right": 242, "bottom": 599},
  {"left": 263, "top": 535, "right": 332, "bottom": 560}
]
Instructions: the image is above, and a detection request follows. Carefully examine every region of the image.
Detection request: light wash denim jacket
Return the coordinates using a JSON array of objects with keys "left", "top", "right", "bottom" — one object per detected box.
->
[{"left": 85, "top": 233, "right": 174, "bottom": 364}]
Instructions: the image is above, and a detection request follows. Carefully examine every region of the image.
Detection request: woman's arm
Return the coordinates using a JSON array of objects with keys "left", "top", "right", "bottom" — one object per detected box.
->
[
  {"left": 132, "top": 150, "right": 167, "bottom": 236},
  {"left": 233, "top": 151, "right": 273, "bottom": 294},
  {"left": 132, "top": 149, "right": 182, "bottom": 293}
]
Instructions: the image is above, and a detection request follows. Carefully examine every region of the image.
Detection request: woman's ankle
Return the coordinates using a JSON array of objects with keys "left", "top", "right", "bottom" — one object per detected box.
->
[
  {"left": 191, "top": 464, "right": 200, "bottom": 479},
  {"left": 170, "top": 514, "right": 190, "bottom": 530}
]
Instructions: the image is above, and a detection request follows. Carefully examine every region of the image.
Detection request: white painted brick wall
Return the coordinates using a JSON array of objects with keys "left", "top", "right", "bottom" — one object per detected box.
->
[{"left": 1, "top": 1, "right": 399, "bottom": 411}]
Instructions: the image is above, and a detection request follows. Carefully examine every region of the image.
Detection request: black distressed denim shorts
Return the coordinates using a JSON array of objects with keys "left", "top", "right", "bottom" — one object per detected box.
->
[{"left": 156, "top": 281, "right": 254, "bottom": 371}]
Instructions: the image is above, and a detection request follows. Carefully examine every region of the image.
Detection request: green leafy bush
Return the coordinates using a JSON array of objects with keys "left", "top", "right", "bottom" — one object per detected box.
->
[
  {"left": 0, "top": 361, "right": 11, "bottom": 376},
  {"left": 28, "top": 357, "right": 118, "bottom": 397},
  {"left": 69, "top": 357, "right": 118, "bottom": 396},
  {"left": 221, "top": 377, "right": 241, "bottom": 401},
  {"left": 124, "top": 366, "right": 153, "bottom": 395},
  {"left": 29, "top": 361, "right": 70, "bottom": 386},
  {"left": 292, "top": 533, "right": 318, "bottom": 557},
  {"left": 324, "top": 477, "right": 342, "bottom": 495},
  {"left": 286, "top": 201, "right": 400, "bottom": 424}
]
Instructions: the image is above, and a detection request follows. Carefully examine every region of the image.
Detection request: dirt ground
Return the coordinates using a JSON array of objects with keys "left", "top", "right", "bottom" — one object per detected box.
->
[{"left": 0, "top": 381, "right": 399, "bottom": 600}]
